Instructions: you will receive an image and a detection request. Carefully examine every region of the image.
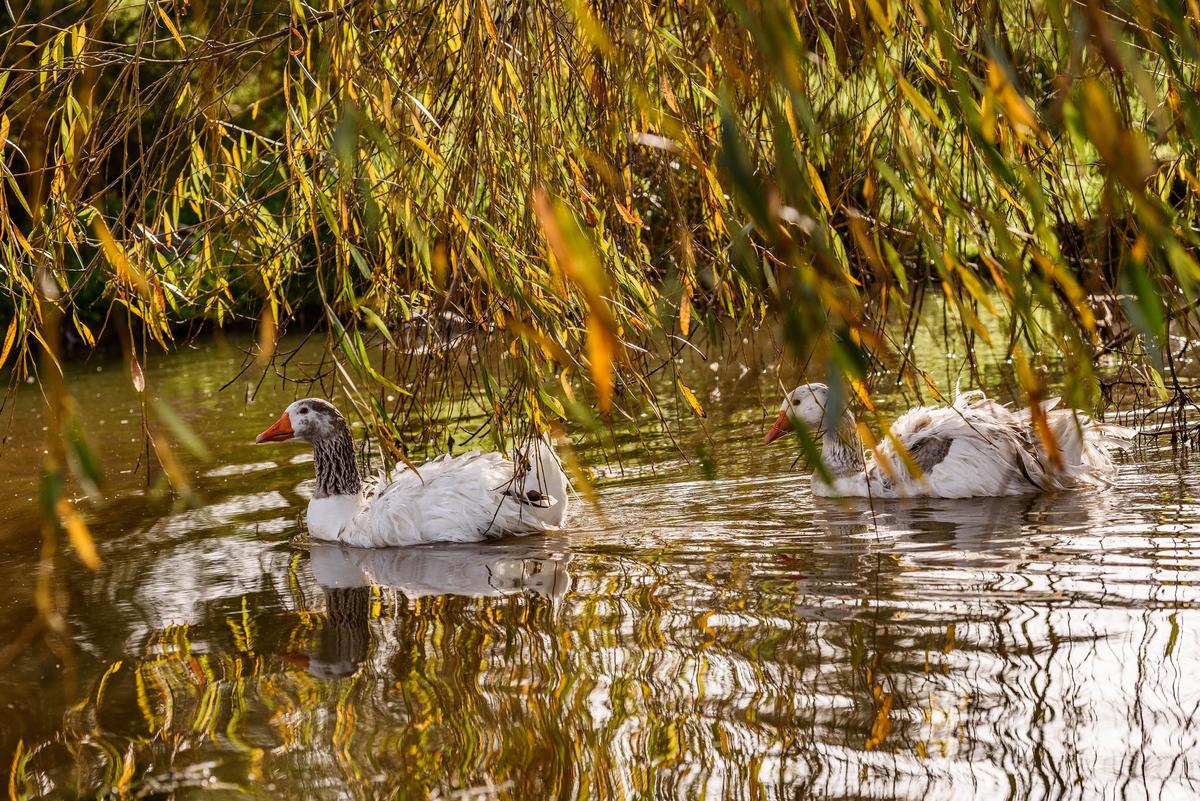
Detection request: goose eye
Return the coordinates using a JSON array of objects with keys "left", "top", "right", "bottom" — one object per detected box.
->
[
  {"left": 792, "top": 398, "right": 802, "bottom": 406},
  {"left": 299, "top": 407, "right": 309, "bottom": 414}
]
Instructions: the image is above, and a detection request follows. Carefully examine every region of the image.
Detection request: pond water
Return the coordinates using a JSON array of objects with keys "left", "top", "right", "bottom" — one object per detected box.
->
[{"left": 0, "top": 333, "right": 1197, "bottom": 800}]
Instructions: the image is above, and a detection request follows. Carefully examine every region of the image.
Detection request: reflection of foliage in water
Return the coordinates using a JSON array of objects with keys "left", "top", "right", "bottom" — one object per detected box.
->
[
  {"left": 0, "top": 320, "right": 1195, "bottom": 799},
  {"left": 10, "top": 483, "right": 1200, "bottom": 799}
]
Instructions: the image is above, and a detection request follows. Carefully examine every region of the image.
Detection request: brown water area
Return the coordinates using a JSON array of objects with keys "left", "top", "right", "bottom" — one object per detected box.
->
[{"left": 0, "top": 334, "right": 1197, "bottom": 800}]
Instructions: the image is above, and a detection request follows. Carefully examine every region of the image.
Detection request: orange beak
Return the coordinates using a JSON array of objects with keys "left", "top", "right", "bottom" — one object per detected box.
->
[
  {"left": 256, "top": 412, "right": 295, "bottom": 443},
  {"left": 764, "top": 411, "right": 792, "bottom": 444}
]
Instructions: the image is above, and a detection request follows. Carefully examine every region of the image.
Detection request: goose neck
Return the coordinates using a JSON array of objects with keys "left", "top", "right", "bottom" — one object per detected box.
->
[
  {"left": 823, "top": 409, "right": 865, "bottom": 475},
  {"left": 312, "top": 426, "right": 362, "bottom": 498}
]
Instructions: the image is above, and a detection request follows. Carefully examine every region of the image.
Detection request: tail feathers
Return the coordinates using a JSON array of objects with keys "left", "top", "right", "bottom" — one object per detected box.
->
[
  {"left": 1011, "top": 397, "right": 1062, "bottom": 426},
  {"left": 949, "top": 387, "right": 1132, "bottom": 492},
  {"left": 1094, "top": 422, "right": 1136, "bottom": 448},
  {"left": 1041, "top": 411, "right": 1133, "bottom": 488},
  {"left": 953, "top": 388, "right": 988, "bottom": 407}
]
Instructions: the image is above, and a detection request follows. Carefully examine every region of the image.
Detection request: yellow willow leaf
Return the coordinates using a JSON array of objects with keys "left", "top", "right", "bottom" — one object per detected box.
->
[
  {"left": 679, "top": 289, "right": 691, "bottom": 336},
  {"left": 987, "top": 59, "right": 1039, "bottom": 134},
  {"left": 155, "top": 5, "right": 186, "bottom": 51},
  {"left": 980, "top": 253, "right": 1013, "bottom": 301},
  {"left": 807, "top": 160, "right": 833, "bottom": 216},
  {"left": 0, "top": 316, "right": 17, "bottom": 369},
  {"left": 915, "top": 58, "right": 946, "bottom": 90},
  {"left": 407, "top": 135, "right": 444, "bottom": 168},
  {"left": 560, "top": 370, "right": 576, "bottom": 402},
  {"left": 880, "top": 431, "right": 919, "bottom": 483},
  {"left": 994, "top": 181, "right": 1025, "bottom": 214},
  {"left": 1033, "top": 252, "right": 1096, "bottom": 333},
  {"left": 860, "top": 112, "right": 883, "bottom": 147},
  {"left": 532, "top": 189, "right": 623, "bottom": 411},
  {"left": 849, "top": 378, "right": 875, "bottom": 411},
  {"left": 563, "top": 0, "right": 615, "bottom": 57},
  {"left": 478, "top": 0, "right": 498, "bottom": 42},
  {"left": 661, "top": 71, "right": 681, "bottom": 114},
  {"left": 532, "top": 189, "right": 611, "bottom": 300},
  {"left": 895, "top": 76, "right": 943, "bottom": 130},
  {"left": 612, "top": 198, "right": 641, "bottom": 227},
  {"left": 1080, "top": 79, "right": 1120, "bottom": 161},
  {"left": 921, "top": 371, "right": 946, "bottom": 402},
  {"left": 999, "top": 84, "right": 1038, "bottom": 132},
  {"left": 506, "top": 320, "right": 571, "bottom": 366},
  {"left": 869, "top": 440, "right": 903, "bottom": 487},
  {"left": 864, "top": 0, "right": 893, "bottom": 37},
  {"left": 945, "top": 250, "right": 997, "bottom": 316},
  {"left": 1012, "top": 347, "right": 1037, "bottom": 392},
  {"left": 1132, "top": 235, "right": 1148, "bottom": 263},
  {"left": 503, "top": 58, "right": 524, "bottom": 94},
  {"left": 538, "top": 389, "right": 565, "bottom": 419},
  {"left": 117, "top": 742, "right": 135, "bottom": 791},
  {"left": 980, "top": 89, "right": 997, "bottom": 143},
  {"left": 1179, "top": 164, "right": 1200, "bottom": 195},
  {"left": 57, "top": 498, "right": 101, "bottom": 569},
  {"left": 586, "top": 315, "right": 615, "bottom": 412},
  {"left": 72, "top": 312, "right": 95, "bottom": 347},
  {"left": 92, "top": 217, "right": 149, "bottom": 296},
  {"left": 450, "top": 206, "right": 484, "bottom": 251},
  {"left": 556, "top": 440, "right": 598, "bottom": 508},
  {"left": 12, "top": 225, "right": 35, "bottom": 258},
  {"left": 1027, "top": 394, "right": 1063, "bottom": 471},
  {"left": 10, "top": 740, "right": 26, "bottom": 796},
  {"left": 677, "top": 378, "right": 706, "bottom": 418}
]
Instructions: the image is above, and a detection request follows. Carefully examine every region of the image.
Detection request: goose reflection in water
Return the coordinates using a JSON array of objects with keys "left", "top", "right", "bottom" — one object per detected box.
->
[
  {"left": 297, "top": 539, "right": 572, "bottom": 678},
  {"left": 766, "top": 491, "right": 1116, "bottom": 614},
  {"left": 812, "top": 488, "right": 1105, "bottom": 549}
]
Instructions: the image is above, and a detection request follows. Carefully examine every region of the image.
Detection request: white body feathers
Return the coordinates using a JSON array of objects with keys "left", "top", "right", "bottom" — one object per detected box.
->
[
  {"left": 308, "top": 438, "right": 570, "bottom": 547},
  {"left": 815, "top": 390, "right": 1134, "bottom": 499}
]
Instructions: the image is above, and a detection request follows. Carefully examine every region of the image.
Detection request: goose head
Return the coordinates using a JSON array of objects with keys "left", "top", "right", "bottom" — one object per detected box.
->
[
  {"left": 255, "top": 398, "right": 348, "bottom": 445},
  {"left": 764, "top": 383, "right": 829, "bottom": 444}
]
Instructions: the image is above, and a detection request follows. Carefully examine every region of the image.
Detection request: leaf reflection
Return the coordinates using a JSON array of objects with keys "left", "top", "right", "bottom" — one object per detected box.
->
[{"left": 10, "top": 485, "right": 1198, "bottom": 800}]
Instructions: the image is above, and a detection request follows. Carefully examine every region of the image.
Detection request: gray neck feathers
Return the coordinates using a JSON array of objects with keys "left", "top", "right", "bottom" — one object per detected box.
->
[
  {"left": 312, "top": 423, "right": 361, "bottom": 498},
  {"left": 823, "top": 410, "right": 866, "bottom": 475}
]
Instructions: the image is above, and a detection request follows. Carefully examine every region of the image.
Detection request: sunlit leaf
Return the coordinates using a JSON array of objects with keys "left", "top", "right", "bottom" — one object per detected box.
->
[
  {"left": 0, "top": 317, "right": 17, "bottom": 369},
  {"left": 56, "top": 498, "right": 100, "bottom": 569},
  {"left": 676, "top": 378, "right": 706, "bottom": 418},
  {"left": 130, "top": 354, "right": 145, "bottom": 393},
  {"left": 155, "top": 5, "right": 186, "bottom": 51}
]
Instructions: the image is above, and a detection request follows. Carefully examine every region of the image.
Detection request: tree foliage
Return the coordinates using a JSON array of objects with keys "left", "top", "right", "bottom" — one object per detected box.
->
[{"left": 1, "top": 0, "right": 1198, "bottom": 561}]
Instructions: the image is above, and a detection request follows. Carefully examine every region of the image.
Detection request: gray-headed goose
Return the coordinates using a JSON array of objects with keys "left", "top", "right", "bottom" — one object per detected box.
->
[
  {"left": 257, "top": 399, "right": 569, "bottom": 547},
  {"left": 765, "top": 383, "right": 1134, "bottom": 498}
]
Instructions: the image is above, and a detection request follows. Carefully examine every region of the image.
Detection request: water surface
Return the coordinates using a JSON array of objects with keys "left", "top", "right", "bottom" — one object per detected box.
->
[{"left": 0, "top": 336, "right": 1197, "bottom": 800}]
